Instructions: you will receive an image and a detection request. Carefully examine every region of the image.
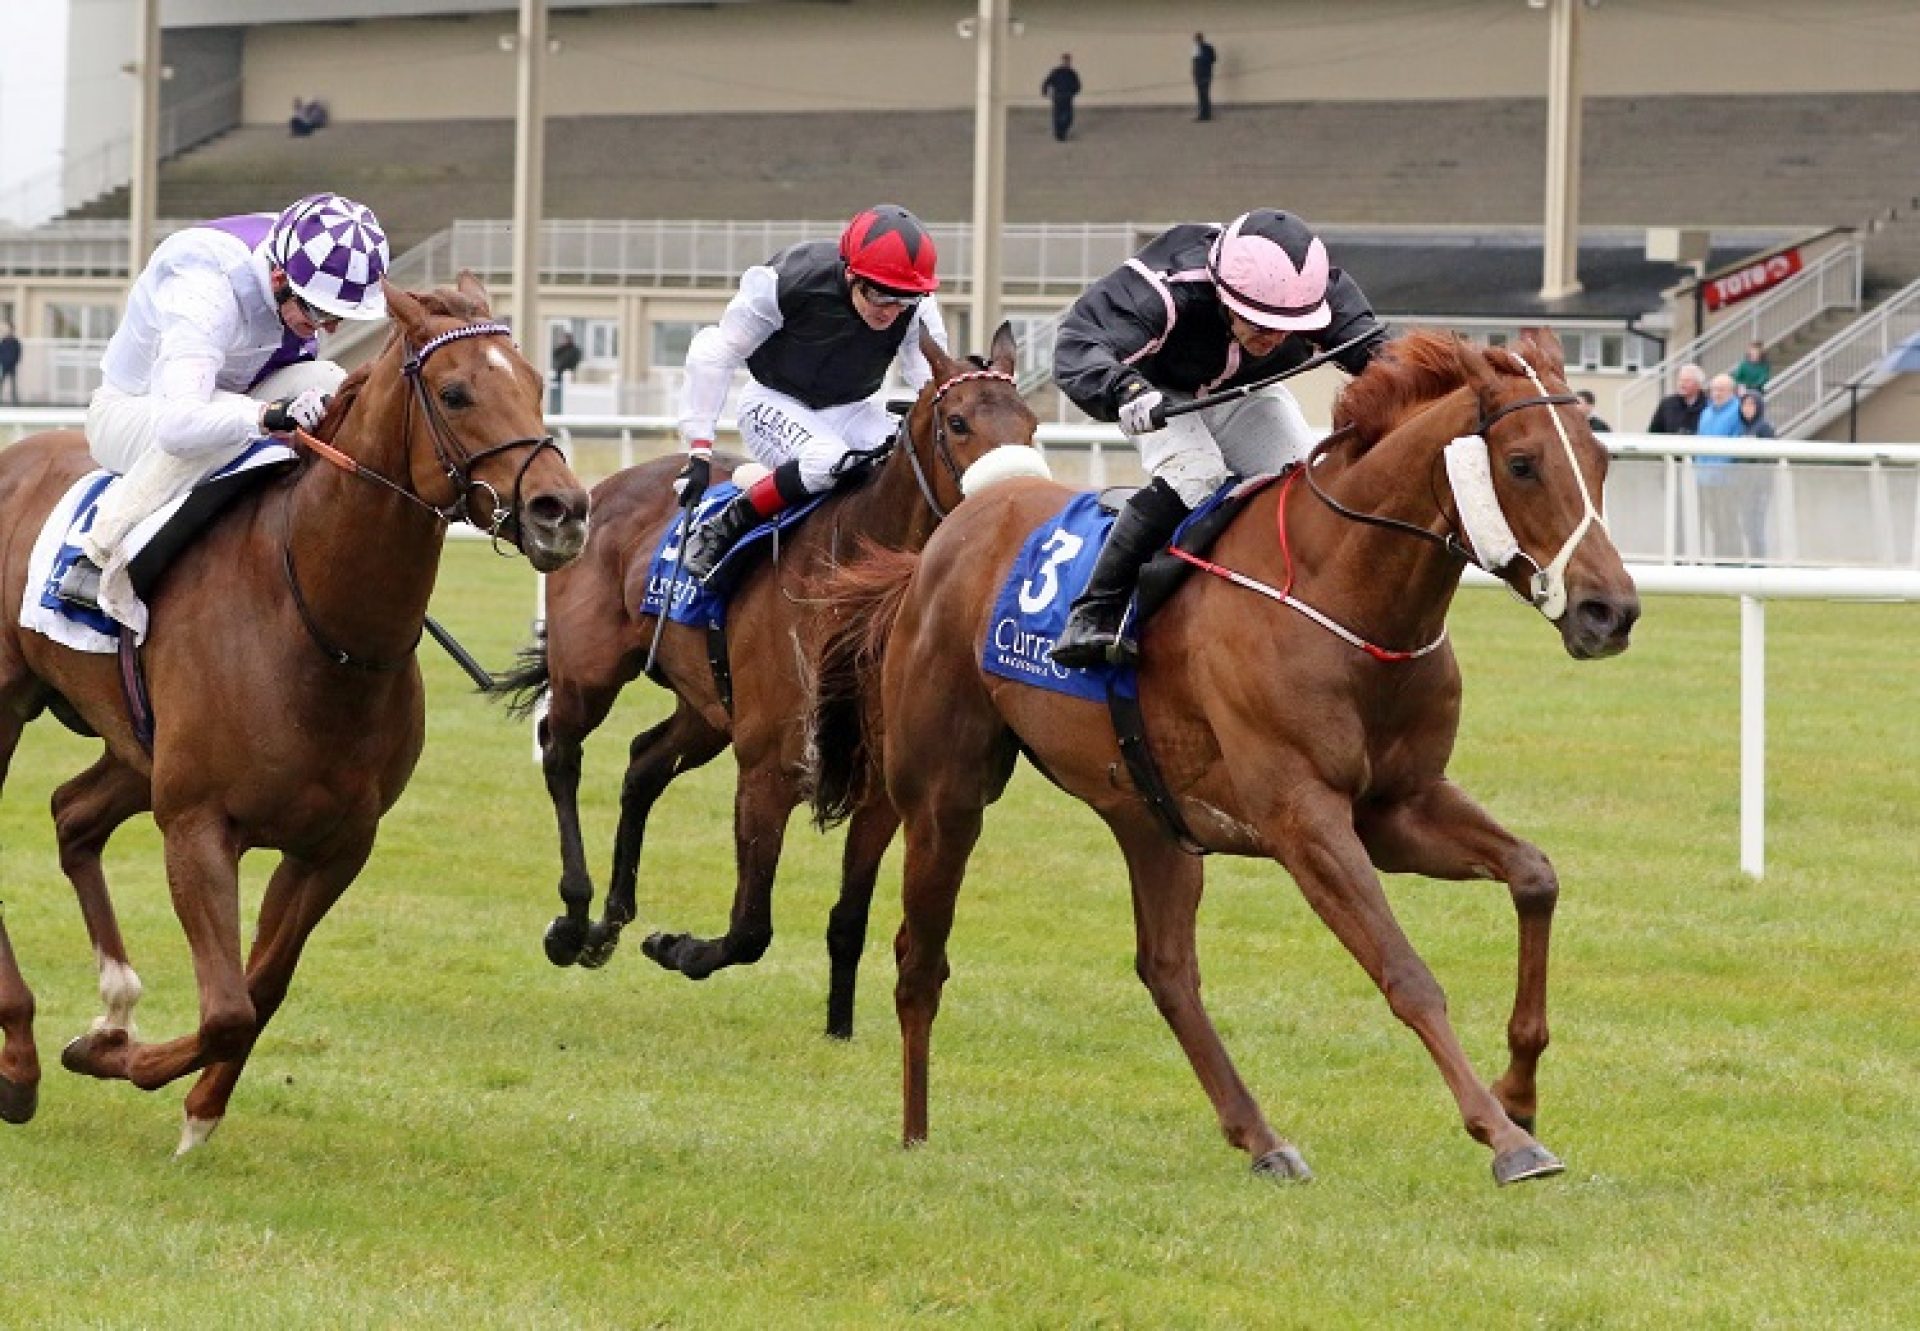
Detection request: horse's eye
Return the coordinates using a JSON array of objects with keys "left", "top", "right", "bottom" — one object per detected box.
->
[
  {"left": 439, "top": 384, "right": 473, "bottom": 410},
  {"left": 946, "top": 414, "right": 970, "bottom": 435},
  {"left": 1506, "top": 453, "right": 1537, "bottom": 481}
]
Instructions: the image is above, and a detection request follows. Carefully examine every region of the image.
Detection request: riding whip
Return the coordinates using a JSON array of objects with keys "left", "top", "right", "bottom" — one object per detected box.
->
[
  {"left": 1151, "top": 327, "right": 1385, "bottom": 430},
  {"left": 424, "top": 615, "right": 495, "bottom": 689},
  {"left": 644, "top": 491, "right": 699, "bottom": 676}
]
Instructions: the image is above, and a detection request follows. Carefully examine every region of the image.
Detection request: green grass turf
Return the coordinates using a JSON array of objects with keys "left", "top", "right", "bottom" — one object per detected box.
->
[{"left": 1, "top": 542, "right": 1915, "bottom": 1328}]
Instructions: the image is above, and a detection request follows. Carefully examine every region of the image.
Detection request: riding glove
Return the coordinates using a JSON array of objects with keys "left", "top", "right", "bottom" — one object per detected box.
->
[
  {"left": 1118, "top": 388, "right": 1167, "bottom": 438},
  {"left": 260, "top": 389, "right": 330, "bottom": 436},
  {"left": 675, "top": 446, "right": 713, "bottom": 505}
]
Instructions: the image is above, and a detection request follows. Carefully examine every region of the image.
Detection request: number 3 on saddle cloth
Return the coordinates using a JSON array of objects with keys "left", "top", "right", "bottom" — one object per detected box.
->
[
  {"left": 638, "top": 480, "right": 832, "bottom": 632},
  {"left": 19, "top": 440, "right": 299, "bottom": 744},
  {"left": 982, "top": 473, "right": 1277, "bottom": 854}
]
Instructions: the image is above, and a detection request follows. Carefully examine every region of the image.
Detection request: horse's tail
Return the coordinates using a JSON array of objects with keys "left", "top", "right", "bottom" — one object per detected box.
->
[
  {"left": 483, "top": 627, "right": 550, "bottom": 721},
  {"left": 806, "top": 542, "right": 921, "bottom": 831}
]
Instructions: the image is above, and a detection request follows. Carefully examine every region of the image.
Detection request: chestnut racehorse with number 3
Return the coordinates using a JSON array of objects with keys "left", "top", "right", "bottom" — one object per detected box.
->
[
  {"left": 0, "top": 275, "right": 588, "bottom": 1151},
  {"left": 808, "top": 329, "right": 1639, "bottom": 1184}
]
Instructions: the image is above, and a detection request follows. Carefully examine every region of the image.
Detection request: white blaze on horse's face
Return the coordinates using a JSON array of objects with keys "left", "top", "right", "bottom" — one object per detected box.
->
[
  {"left": 1452, "top": 352, "right": 1607, "bottom": 622},
  {"left": 485, "top": 346, "right": 513, "bottom": 375}
]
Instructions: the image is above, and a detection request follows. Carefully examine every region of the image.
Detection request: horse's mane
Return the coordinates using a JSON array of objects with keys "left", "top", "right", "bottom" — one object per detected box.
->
[
  {"left": 1332, "top": 328, "right": 1566, "bottom": 454},
  {"left": 313, "top": 286, "right": 493, "bottom": 441}
]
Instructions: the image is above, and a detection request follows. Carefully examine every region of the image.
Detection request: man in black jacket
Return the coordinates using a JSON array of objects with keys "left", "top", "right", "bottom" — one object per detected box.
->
[
  {"left": 1049, "top": 209, "right": 1388, "bottom": 667},
  {"left": 1041, "top": 54, "right": 1082, "bottom": 142},
  {"left": 1192, "top": 33, "right": 1217, "bottom": 121},
  {"left": 1647, "top": 363, "right": 1706, "bottom": 434}
]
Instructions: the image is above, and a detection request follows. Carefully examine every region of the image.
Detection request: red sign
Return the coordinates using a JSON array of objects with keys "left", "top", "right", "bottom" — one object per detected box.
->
[{"left": 1702, "top": 248, "right": 1804, "bottom": 312}]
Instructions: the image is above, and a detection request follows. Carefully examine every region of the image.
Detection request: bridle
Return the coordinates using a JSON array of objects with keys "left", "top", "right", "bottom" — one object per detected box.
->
[
  {"left": 285, "top": 318, "right": 564, "bottom": 670},
  {"left": 899, "top": 364, "right": 1019, "bottom": 520},
  {"left": 1303, "top": 352, "right": 1600, "bottom": 620}
]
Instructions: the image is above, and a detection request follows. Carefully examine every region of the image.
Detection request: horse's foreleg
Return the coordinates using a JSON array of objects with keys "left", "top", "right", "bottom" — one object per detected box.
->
[
  {"left": 0, "top": 711, "right": 40, "bottom": 1123},
  {"left": 0, "top": 907, "right": 39, "bottom": 1124},
  {"left": 62, "top": 813, "right": 250, "bottom": 1094},
  {"left": 538, "top": 714, "right": 597, "bottom": 968},
  {"left": 51, "top": 754, "right": 151, "bottom": 1036},
  {"left": 581, "top": 704, "right": 727, "bottom": 970},
  {"left": 1112, "top": 821, "right": 1305, "bottom": 1180},
  {"left": 1272, "top": 790, "right": 1560, "bottom": 1186},
  {"left": 823, "top": 795, "right": 900, "bottom": 1040},
  {"left": 1356, "top": 780, "right": 1557, "bottom": 1131},
  {"left": 178, "top": 840, "right": 371, "bottom": 1153},
  {"left": 642, "top": 755, "right": 795, "bottom": 980}
]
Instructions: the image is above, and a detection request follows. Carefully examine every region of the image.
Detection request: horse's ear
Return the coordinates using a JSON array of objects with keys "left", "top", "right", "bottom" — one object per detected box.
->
[
  {"left": 455, "top": 269, "right": 491, "bottom": 314},
  {"left": 1518, "top": 325, "right": 1566, "bottom": 378},
  {"left": 920, "top": 328, "right": 956, "bottom": 381},
  {"left": 383, "top": 280, "right": 429, "bottom": 337},
  {"left": 987, "top": 320, "right": 1017, "bottom": 375},
  {"left": 1457, "top": 336, "right": 1503, "bottom": 411}
]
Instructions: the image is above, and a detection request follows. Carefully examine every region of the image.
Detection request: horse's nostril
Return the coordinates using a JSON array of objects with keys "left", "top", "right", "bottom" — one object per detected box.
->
[
  {"left": 526, "top": 493, "right": 576, "bottom": 530},
  {"left": 1576, "top": 599, "right": 1616, "bottom": 634}
]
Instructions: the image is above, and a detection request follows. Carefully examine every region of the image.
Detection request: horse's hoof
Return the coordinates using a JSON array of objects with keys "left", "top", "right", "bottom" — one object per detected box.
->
[
  {"left": 61, "top": 1028, "right": 130, "bottom": 1080},
  {"left": 1252, "top": 1146, "right": 1313, "bottom": 1183},
  {"left": 1492, "top": 1141, "right": 1564, "bottom": 1187},
  {"left": 543, "top": 915, "right": 587, "bottom": 967},
  {"left": 0, "top": 1074, "right": 37, "bottom": 1125},
  {"left": 824, "top": 1018, "right": 854, "bottom": 1042},
  {"left": 577, "top": 921, "right": 624, "bottom": 970},
  {"left": 175, "top": 1114, "right": 220, "bottom": 1158}
]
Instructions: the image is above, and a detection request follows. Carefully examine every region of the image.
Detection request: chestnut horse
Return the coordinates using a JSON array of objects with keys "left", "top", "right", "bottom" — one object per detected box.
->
[
  {"left": 808, "top": 330, "right": 1639, "bottom": 1184},
  {"left": 0, "top": 276, "right": 589, "bottom": 1150},
  {"left": 489, "top": 325, "right": 1036, "bottom": 1037}
]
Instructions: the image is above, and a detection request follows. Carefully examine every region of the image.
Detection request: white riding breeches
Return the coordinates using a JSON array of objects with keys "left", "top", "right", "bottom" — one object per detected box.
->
[
  {"left": 733, "top": 380, "right": 898, "bottom": 496},
  {"left": 1136, "top": 384, "right": 1318, "bottom": 509},
  {"left": 80, "top": 360, "right": 346, "bottom": 566}
]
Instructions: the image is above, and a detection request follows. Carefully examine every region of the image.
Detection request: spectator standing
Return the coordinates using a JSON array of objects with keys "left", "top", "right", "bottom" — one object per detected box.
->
[
  {"left": 1575, "top": 388, "right": 1610, "bottom": 432},
  {"left": 551, "top": 329, "right": 583, "bottom": 379},
  {"left": 1648, "top": 362, "right": 1706, "bottom": 434},
  {"left": 1730, "top": 339, "right": 1771, "bottom": 394},
  {"left": 289, "top": 98, "right": 315, "bottom": 138},
  {"left": 0, "top": 324, "right": 21, "bottom": 406},
  {"left": 1041, "top": 53, "right": 1081, "bottom": 143},
  {"left": 1192, "top": 32, "right": 1217, "bottom": 121},
  {"left": 1693, "top": 373, "right": 1751, "bottom": 560}
]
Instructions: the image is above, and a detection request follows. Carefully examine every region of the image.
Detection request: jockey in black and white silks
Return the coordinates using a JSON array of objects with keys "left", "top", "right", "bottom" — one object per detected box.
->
[
  {"left": 674, "top": 204, "right": 950, "bottom": 583},
  {"left": 1048, "top": 209, "right": 1390, "bottom": 668}
]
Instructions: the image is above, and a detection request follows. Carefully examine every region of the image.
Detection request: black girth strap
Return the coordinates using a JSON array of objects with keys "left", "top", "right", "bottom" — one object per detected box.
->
[
  {"left": 706, "top": 622, "right": 734, "bottom": 716},
  {"left": 117, "top": 627, "right": 154, "bottom": 754},
  {"left": 1106, "top": 683, "right": 1207, "bottom": 856}
]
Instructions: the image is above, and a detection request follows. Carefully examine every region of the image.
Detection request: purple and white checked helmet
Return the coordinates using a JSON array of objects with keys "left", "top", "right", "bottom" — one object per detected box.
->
[{"left": 268, "top": 193, "right": 390, "bottom": 320}]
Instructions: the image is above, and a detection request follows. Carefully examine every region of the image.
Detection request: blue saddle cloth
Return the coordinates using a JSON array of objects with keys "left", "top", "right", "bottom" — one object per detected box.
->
[
  {"left": 981, "top": 483, "right": 1239, "bottom": 702},
  {"left": 638, "top": 482, "right": 829, "bottom": 628}
]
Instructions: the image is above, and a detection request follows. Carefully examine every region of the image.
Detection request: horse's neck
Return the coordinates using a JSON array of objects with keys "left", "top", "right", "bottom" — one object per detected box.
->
[
  {"left": 284, "top": 408, "right": 445, "bottom": 663},
  {"left": 1279, "top": 428, "right": 1466, "bottom": 645},
  {"left": 831, "top": 422, "right": 940, "bottom": 551}
]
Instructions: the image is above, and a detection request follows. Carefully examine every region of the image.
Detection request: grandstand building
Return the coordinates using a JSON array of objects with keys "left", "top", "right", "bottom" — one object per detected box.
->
[{"left": 4, "top": 0, "right": 1920, "bottom": 437}]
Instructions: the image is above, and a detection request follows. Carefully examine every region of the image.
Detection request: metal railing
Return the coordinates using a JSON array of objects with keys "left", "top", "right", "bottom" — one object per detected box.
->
[
  {"left": 1616, "top": 241, "right": 1862, "bottom": 430},
  {"left": 0, "top": 78, "right": 243, "bottom": 227},
  {"left": 1767, "top": 275, "right": 1920, "bottom": 437}
]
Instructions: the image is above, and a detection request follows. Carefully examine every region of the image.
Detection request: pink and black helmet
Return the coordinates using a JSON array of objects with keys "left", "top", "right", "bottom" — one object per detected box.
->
[
  {"left": 268, "top": 193, "right": 391, "bottom": 321},
  {"left": 1206, "top": 209, "right": 1333, "bottom": 332}
]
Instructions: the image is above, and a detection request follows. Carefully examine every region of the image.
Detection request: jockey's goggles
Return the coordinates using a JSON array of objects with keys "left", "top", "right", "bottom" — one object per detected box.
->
[{"left": 855, "top": 279, "right": 924, "bottom": 309}]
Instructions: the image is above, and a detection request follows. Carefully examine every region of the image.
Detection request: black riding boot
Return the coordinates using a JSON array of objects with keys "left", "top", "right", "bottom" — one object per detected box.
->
[
  {"left": 680, "top": 490, "right": 767, "bottom": 584},
  {"left": 1050, "top": 477, "right": 1191, "bottom": 668}
]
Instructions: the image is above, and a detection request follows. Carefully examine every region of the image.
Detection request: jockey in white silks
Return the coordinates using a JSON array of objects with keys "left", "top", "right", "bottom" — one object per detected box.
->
[{"left": 56, "top": 192, "right": 391, "bottom": 610}]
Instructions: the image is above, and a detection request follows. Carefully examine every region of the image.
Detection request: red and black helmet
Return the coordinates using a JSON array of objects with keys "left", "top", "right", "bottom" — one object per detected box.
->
[{"left": 839, "top": 204, "right": 940, "bottom": 294}]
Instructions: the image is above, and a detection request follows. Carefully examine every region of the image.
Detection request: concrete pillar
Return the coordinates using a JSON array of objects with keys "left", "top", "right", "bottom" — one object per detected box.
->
[
  {"left": 128, "top": 0, "right": 161, "bottom": 273},
  {"left": 969, "top": 0, "right": 1009, "bottom": 346},
  {"left": 1540, "top": 0, "right": 1583, "bottom": 301},
  {"left": 512, "top": 0, "right": 547, "bottom": 357}
]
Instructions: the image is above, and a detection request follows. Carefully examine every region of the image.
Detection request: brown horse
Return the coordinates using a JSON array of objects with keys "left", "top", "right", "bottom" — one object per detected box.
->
[
  {"left": 488, "top": 325, "right": 1036, "bottom": 1037},
  {"left": 808, "top": 329, "right": 1640, "bottom": 1184},
  {"left": 0, "top": 275, "right": 588, "bottom": 1149}
]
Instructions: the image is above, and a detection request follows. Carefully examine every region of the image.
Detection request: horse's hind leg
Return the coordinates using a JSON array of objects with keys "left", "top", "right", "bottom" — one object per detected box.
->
[
  {"left": 579, "top": 702, "right": 727, "bottom": 969},
  {"left": 1356, "top": 779, "right": 1558, "bottom": 1132},
  {"left": 824, "top": 796, "right": 900, "bottom": 1040},
  {"left": 535, "top": 666, "right": 632, "bottom": 968},
  {"left": 52, "top": 753, "right": 151, "bottom": 1036},
  {"left": 1112, "top": 820, "right": 1305, "bottom": 1180},
  {"left": 0, "top": 711, "right": 40, "bottom": 1122},
  {"left": 177, "top": 839, "right": 371, "bottom": 1153},
  {"left": 642, "top": 749, "right": 795, "bottom": 981}
]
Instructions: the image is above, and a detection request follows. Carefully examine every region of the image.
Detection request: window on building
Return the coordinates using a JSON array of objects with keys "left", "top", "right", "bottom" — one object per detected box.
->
[
  {"left": 651, "top": 321, "right": 701, "bottom": 368},
  {"left": 46, "top": 302, "right": 116, "bottom": 341}
]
